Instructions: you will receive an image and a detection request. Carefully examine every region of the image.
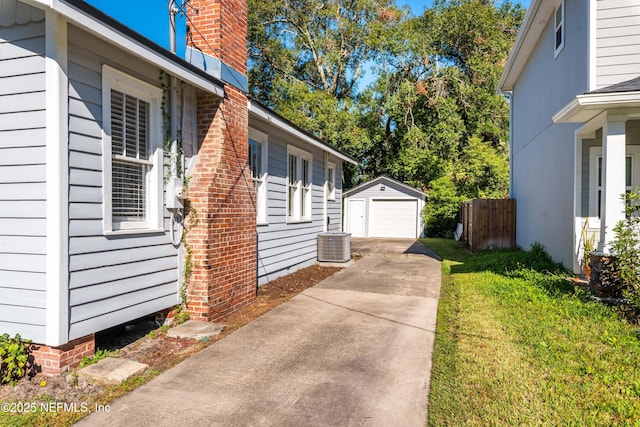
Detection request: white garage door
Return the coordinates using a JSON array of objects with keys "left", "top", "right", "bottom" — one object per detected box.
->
[{"left": 370, "top": 199, "right": 418, "bottom": 238}]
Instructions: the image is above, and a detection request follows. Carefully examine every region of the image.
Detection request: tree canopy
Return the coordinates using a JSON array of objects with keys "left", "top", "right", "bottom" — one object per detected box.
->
[{"left": 248, "top": 0, "right": 525, "bottom": 235}]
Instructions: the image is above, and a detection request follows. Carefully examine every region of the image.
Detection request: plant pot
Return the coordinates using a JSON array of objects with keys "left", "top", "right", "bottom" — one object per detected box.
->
[{"left": 589, "top": 253, "right": 623, "bottom": 298}]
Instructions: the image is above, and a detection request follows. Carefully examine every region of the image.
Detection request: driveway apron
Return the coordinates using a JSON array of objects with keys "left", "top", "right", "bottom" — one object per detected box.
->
[{"left": 77, "top": 238, "right": 441, "bottom": 427}]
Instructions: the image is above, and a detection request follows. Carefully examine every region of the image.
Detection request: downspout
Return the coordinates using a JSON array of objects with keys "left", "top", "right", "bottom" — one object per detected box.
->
[
  {"left": 506, "top": 91, "right": 514, "bottom": 199},
  {"left": 323, "top": 152, "right": 328, "bottom": 232}
]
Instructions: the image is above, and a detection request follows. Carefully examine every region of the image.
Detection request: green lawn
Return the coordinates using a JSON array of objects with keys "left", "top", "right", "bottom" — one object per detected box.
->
[{"left": 424, "top": 238, "right": 640, "bottom": 426}]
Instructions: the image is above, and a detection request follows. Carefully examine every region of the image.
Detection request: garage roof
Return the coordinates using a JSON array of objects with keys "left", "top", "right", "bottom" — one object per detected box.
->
[{"left": 343, "top": 176, "right": 428, "bottom": 199}]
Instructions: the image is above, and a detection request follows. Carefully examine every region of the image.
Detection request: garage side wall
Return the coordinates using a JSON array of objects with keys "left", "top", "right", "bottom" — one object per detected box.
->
[{"left": 344, "top": 180, "right": 425, "bottom": 239}]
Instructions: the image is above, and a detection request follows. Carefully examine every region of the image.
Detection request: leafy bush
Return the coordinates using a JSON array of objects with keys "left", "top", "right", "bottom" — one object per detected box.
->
[
  {"left": 0, "top": 333, "right": 35, "bottom": 385},
  {"left": 424, "top": 176, "right": 464, "bottom": 236},
  {"left": 609, "top": 189, "right": 640, "bottom": 312}
]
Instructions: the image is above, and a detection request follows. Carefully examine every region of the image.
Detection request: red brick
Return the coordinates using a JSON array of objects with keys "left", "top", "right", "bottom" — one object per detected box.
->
[{"left": 30, "top": 334, "right": 95, "bottom": 375}]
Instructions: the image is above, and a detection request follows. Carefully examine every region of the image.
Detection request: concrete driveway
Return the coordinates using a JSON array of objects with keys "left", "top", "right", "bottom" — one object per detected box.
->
[{"left": 77, "top": 238, "right": 441, "bottom": 427}]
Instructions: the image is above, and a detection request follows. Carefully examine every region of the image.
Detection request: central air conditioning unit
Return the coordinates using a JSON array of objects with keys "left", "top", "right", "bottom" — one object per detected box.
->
[{"left": 317, "top": 232, "right": 351, "bottom": 263}]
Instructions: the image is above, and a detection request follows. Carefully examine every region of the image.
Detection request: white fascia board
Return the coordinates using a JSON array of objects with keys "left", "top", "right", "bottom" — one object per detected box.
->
[
  {"left": 554, "top": 92, "right": 640, "bottom": 123},
  {"left": 248, "top": 101, "right": 358, "bottom": 165},
  {"left": 50, "top": 0, "right": 224, "bottom": 97}
]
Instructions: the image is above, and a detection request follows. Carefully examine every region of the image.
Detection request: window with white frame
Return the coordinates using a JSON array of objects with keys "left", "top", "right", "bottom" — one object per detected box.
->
[
  {"left": 326, "top": 161, "right": 336, "bottom": 200},
  {"left": 249, "top": 128, "right": 268, "bottom": 224},
  {"left": 287, "top": 146, "right": 312, "bottom": 221},
  {"left": 102, "top": 66, "right": 163, "bottom": 233},
  {"left": 554, "top": 0, "right": 564, "bottom": 57},
  {"left": 589, "top": 146, "right": 640, "bottom": 219}
]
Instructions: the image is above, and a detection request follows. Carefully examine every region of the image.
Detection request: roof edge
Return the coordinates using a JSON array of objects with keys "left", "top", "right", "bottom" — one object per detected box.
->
[
  {"left": 51, "top": 0, "right": 225, "bottom": 96},
  {"left": 499, "top": 0, "right": 552, "bottom": 92},
  {"left": 248, "top": 100, "right": 358, "bottom": 165}
]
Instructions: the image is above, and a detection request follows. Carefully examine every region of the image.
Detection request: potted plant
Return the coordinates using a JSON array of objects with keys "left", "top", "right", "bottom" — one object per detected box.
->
[{"left": 580, "top": 219, "right": 596, "bottom": 279}]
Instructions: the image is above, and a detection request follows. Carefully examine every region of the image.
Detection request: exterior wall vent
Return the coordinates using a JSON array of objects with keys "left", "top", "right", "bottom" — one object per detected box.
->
[{"left": 317, "top": 232, "right": 351, "bottom": 262}]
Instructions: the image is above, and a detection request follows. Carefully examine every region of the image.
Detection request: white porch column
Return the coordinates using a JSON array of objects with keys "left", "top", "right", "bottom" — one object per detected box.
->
[{"left": 599, "top": 115, "right": 627, "bottom": 252}]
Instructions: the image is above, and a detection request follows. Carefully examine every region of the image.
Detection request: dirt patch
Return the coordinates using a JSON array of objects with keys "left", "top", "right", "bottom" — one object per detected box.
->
[{"left": 0, "top": 264, "right": 342, "bottom": 405}]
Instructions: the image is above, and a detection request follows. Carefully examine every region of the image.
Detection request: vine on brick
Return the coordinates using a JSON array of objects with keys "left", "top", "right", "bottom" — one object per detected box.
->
[{"left": 160, "top": 70, "right": 191, "bottom": 324}]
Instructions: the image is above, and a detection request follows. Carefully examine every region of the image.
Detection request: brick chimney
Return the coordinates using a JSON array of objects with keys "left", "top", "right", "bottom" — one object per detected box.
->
[{"left": 184, "top": 0, "right": 256, "bottom": 321}]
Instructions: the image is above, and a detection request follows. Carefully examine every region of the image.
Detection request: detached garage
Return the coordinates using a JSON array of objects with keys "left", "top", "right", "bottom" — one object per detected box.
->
[{"left": 343, "top": 176, "right": 427, "bottom": 239}]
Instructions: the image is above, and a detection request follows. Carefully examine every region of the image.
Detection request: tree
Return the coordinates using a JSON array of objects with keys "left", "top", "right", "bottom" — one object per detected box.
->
[{"left": 248, "top": 0, "right": 525, "bottom": 236}]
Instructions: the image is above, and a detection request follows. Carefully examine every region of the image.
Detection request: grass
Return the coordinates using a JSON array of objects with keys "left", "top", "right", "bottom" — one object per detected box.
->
[{"left": 425, "top": 238, "right": 640, "bottom": 426}]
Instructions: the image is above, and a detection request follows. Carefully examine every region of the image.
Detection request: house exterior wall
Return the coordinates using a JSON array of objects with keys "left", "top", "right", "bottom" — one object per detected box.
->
[
  {"left": 66, "top": 25, "right": 182, "bottom": 340},
  {"left": 250, "top": 121, "right": 344, "bottom": 285},
  {"left": 0, "top": 3, "right": 47, "bottom": 343},
  {"left": 343, "top": 179, "right": 426, "bottom": 238},
  {"left": 509, "top": 0, "right": 589, "bottom": 266},
  {"left": 596, "top": 1, "right": 640, "bottom": 89}
]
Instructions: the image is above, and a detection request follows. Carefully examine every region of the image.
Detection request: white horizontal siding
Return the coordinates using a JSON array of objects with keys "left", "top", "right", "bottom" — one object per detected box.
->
[
  {"left": 0, "top": 10, "right": 46, "bottom": 342},
  {"left": 0, "top": 235, "right": 45, "bottom": 254},
  {"left": 0, "top": 320, "right": 44, "bottom": 343},
  {"left": 0, "top": 92, "right": 45, "bottom": 113},
  {"left": 596, "top": 1, "right": 640, "bottom": 88},
  {"left": 0, "top": 55, "right": 44, "bottom": 78},
  {"left": 0, "top": 287, "right": 45, "bottom": 307},
  {"left": 0, "top": 200, "right": 45, "bottom": 217}
]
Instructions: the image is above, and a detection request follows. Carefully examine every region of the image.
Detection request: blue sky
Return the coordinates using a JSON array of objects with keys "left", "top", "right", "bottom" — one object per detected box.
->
[{"left": 85, "top": 0, "right": 531, "bottom": 56}]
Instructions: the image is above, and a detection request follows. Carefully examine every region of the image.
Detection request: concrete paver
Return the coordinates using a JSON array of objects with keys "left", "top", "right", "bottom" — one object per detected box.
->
[
  {"left": 76, "top": 238, "right": 441, "bottom": 426},
  {"left": 77, "top": 358, "right": 148, "bottom": 385},
  {"left": 166, "top": 320, "right": 225, "bottom": 339}
]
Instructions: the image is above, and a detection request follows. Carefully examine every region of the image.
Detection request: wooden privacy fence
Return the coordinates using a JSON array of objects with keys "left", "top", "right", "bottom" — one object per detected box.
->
[{"left": 459, "top": 199, "right": 516, "bottom": 251}]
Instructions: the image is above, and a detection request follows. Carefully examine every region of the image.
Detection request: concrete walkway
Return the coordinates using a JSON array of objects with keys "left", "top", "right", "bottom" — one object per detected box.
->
[{"left": 77, "top": 238, "right": 441, "bottom": 427}]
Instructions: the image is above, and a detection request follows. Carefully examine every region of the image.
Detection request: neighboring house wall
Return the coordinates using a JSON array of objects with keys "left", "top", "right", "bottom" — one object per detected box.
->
[
  {"left": 66, "top": 25, "right": 183, "bottom": 339},
  {"left": 596, "top": 1, "right": 640, "bottom": 89},
  {"left": 250, "top": 121, "right": 343, "bottom": 285},
  {"left": 0, "top": 4, "right": 47, "bottom": 343},
  {"left": 509, "top": 0, "right": 589, "bottom": 265}
]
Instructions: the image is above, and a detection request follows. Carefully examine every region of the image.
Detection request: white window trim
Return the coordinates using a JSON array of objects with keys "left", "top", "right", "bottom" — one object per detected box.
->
[
  {"left": 326, "top": 161, "right": 336, "bottom": 201},
  {"left": 287, "top": 145, "right": 313, "bottom": 223},
  {"left": 249, "top": 128, "right": 269, "bottom": 225},
  {"left": 589, "top": 145, "right": 640, "bottom": 225},
  {"left": 554, "top": 0, "right": 565, "bottom": 58},
  {"left": 102, "top": 65, "right": 163, "bottom": 235}
]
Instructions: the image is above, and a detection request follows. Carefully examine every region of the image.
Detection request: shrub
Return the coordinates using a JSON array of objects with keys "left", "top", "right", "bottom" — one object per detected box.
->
[
  {"left": 0, "top": 333, "right": 35, "bottom": 385},
  {"left": 609, "top": 189, "right": 640, "bottom": 312},
  {"left": 424, "top": 176, "right": 464, "bottom": 236}
]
